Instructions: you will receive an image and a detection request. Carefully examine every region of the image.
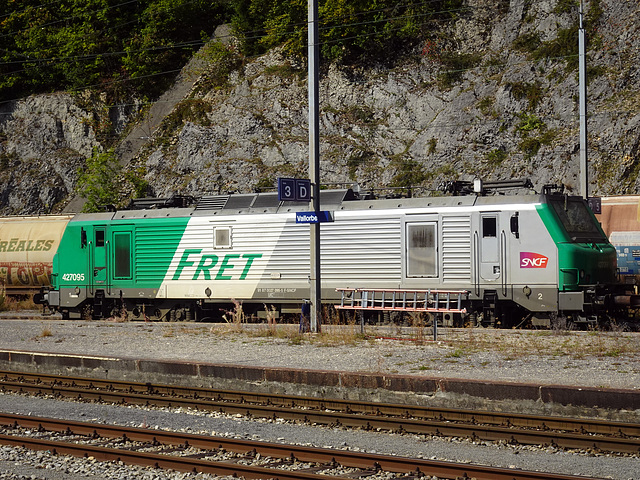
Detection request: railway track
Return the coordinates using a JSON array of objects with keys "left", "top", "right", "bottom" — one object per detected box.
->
[
  {"left": 2, "top": 370, "right": 639, "bottom": 455},
  {"left": 0, "top": 412, "right": 605, "bottom": 480}
]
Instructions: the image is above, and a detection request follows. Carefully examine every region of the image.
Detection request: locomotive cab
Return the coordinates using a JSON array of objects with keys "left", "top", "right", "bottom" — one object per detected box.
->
[{"left": 533, "top": 193, "right": 617, "bottom": 326}]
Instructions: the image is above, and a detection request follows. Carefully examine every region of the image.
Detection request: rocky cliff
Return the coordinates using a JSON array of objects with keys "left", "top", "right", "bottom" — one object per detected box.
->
[{"left": 0, "top": 0, "right": 639, "bottom": 215}]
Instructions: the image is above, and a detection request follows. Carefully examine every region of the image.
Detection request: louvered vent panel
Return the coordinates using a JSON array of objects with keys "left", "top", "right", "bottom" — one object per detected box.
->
[
  {"left": 442, "top": 215, "right": 471, "bottom": 282},
  {"left": 196, "top": 196, "right": 230, "bottom": 210}
]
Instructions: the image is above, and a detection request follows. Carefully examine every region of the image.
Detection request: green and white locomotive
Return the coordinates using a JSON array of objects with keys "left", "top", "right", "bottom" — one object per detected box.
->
[{"left": 37, "top": 182, "right": 622, "bottom": 327}]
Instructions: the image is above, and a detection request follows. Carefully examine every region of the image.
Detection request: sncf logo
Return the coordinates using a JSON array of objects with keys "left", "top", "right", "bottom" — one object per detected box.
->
[{"left": 520, "top": 252, "right": 549, "bottom": 268}]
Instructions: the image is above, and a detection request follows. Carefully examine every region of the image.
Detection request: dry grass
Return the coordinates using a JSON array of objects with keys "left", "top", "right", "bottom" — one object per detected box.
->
[
  {"left": 209, "top": 322, "right": 640, "bottom": 362},
  {"left": 30, "top": 325, "right": 54, "bottom": 341},
  {"left": 209, "top": 302, "right": 373, "bottom": 346},
  {"left": 209, "top": 319, "right": 370, "bottom": 347},
  {"left": 0, "top": 284, "right": 38, "bottom": 312},
  {"left": 162, "top": 325, "right": 210, "bottom": 338},
  {"left": 437, "top": 328, "right": 640, "bottom": 360},
  {"left": 264, "top": 304, "right": 278, "bottom": 335},
  {"left": 218, "top": 299, "right": 245, "bottom": 332}
]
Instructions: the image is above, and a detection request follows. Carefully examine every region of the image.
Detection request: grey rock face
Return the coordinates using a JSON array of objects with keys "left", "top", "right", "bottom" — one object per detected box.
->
[
  {"left": 0, "top": 94, "right": 98, "bottom": 214},
  {"left": 137, "top": 0, "right": 640, "bottom": 199},
  {"left": 1, "top": 0, "right": 639, "bottom": 214}
]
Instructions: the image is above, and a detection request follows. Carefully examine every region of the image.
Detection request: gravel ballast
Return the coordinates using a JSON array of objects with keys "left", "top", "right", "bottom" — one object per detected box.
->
[
  {"left": 0, "top": 317, "right": 639, "bottom": 479},
  {"left": 1, "top": 393, "right": 639, "bottom": 480},
  {"left": 0, "top": 318, "right": 638, "bottom": 389}
]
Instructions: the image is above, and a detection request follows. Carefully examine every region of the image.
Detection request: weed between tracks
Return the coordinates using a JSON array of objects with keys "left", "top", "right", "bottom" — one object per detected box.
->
[{"left": 204, "top": 317, "right": 639, "bottom": 365}]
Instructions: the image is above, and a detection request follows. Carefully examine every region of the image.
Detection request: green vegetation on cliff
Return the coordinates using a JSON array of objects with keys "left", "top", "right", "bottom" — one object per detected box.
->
[
  {"left": 0, "top": 0, "right": 463, "bottom": 102},
  {"left": 0, "top": 0, "right": 230, "bottom": 101},
  {"left": 233, "top": 0, "right": 464, "bottom": 62}
]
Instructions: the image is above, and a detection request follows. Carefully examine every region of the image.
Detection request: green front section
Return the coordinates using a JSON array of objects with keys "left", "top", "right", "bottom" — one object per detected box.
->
[
  {"left": 536, "top": 203, "right": 617, "bottom": 291},
  {"left": 53, "top": 216, "right": 191, "bottom": 297}
]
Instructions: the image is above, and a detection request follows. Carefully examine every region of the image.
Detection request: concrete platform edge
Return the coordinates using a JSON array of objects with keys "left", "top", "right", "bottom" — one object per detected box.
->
[{"left": 1, "top": 350, "right": 638, "bottom": 420}]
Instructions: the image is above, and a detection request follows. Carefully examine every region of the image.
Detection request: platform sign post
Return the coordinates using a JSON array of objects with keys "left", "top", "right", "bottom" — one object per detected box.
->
[
  {"left": 308, "top": 0, "right": 321, "bottom": 333},
  {"left": 278, "top": 173, "right": 321, "bottom": 332}
]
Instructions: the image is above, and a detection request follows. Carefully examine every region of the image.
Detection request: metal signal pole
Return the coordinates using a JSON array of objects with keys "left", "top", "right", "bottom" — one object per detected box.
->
[
  {"left": 308, "top": 0, "right": 321, "bottom": 332},
  {"left": 579, "top": 0, "right": 588, "bottom": 199}
]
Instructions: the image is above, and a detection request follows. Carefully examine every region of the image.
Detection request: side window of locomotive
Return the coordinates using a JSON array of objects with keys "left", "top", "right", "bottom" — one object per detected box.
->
[
  {"left": 113, "top": 233, "right": 132, "bottom": 279},
  {"left": 406, "top": 223, "right": 437, "bottom": 277},
  {"left": 214, "top": 226, "right": 232, "bottom": 249},
  {"left": 482, "top": 217, "right": 497, "bottom": 238},
  {"left": 95, "top": 229, "right": 105, "bottom": 247}
]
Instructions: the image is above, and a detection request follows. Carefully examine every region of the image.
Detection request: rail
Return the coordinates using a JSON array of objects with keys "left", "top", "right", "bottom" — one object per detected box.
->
[{"left": 0, "top": 412, "right": 600, "bottom": 480}]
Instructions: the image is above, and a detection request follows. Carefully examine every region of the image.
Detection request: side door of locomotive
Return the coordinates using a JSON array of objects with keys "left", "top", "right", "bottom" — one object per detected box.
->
[
  {"left": 108, "top": 225, "right": 134, "bottom": 293},
  {"left": 475, "top": 212, "right": 508, "bottom": 285},
  {"left": 89, "top": 226, "right": 108, "bottom": 295},
  {"left": 88, "top": 224, "right": 134, "bottom": 296}
]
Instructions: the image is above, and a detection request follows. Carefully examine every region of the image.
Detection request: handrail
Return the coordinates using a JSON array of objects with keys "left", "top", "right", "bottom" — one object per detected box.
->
[
  {"left": 106, "top": 239, "right": 111, "bottom": 296},
  {"left": 500, "top": 230, "right": 507, "bottom": 297},
  {"left": 88, "top": 241, "right": 94, "bottom": 296},
  {"left": 473, "top": 231, "right": 480, "bottom": 297}
]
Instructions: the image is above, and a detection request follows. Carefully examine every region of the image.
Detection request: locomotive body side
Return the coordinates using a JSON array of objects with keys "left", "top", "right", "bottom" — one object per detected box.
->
[
  {"left": 40, "top": 189, "right": 619, "bottom": 326},
  {"left": 333, "top": 196, "right": 561, "bottom": 327}
]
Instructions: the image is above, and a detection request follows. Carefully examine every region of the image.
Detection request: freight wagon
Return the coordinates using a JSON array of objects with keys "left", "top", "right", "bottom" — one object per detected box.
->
[
  {"left": 35, "top": 183, "right": 623, "bottom": 328},
  {"left": 0, "top": 216, "right": 73, "bottom": 295},
  {"left": 596, "top": 195, "right": 640, "bottom": 285}
]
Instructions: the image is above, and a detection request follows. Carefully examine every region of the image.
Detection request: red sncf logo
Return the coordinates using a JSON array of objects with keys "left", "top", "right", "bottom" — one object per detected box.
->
[{"left": 520, "top": 252, "right": 548, "bottom": 268}]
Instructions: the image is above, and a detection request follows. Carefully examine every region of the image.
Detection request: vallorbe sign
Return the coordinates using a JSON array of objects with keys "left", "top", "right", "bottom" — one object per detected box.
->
[{"left": 295, "top": 211, "right": 333, "bottom": 223}]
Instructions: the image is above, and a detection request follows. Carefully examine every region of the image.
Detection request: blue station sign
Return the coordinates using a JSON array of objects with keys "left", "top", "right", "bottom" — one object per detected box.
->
[{"left": 296, "top": 211, "right": 334, "bottom": 223}]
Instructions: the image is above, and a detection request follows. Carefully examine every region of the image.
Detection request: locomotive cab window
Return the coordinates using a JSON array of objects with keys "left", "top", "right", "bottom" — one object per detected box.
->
[
  {"left": 214, "top": 226, "right": 232, "bottom": 249},
  {"left": 406, "top": 223, "right": 437, "bottom": 277},
  {"left": 548, "top": 197, "right": 607, "bottom": 243}
]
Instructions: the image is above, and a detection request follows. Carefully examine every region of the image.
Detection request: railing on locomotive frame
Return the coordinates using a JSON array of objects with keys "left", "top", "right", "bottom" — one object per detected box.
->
[
  {"left": 335, "top": 288, "right": 469, "bottom": 340},
  {"left": 335, "top": 287, "right": 468, "bottom": 313}
]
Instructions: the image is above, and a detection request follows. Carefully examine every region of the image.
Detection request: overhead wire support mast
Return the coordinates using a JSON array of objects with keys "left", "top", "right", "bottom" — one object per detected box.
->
[
  {"left": 579, "top": 0, "right": 588, "bottom": 199},
  {"left": 308, "top": 0, "right": 321, "bottom": 333}
]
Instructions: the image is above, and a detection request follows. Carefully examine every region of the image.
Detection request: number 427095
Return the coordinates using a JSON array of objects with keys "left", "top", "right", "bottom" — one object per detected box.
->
[{"left": 62, "top": 273, "right": 85, "bottom": 281}]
